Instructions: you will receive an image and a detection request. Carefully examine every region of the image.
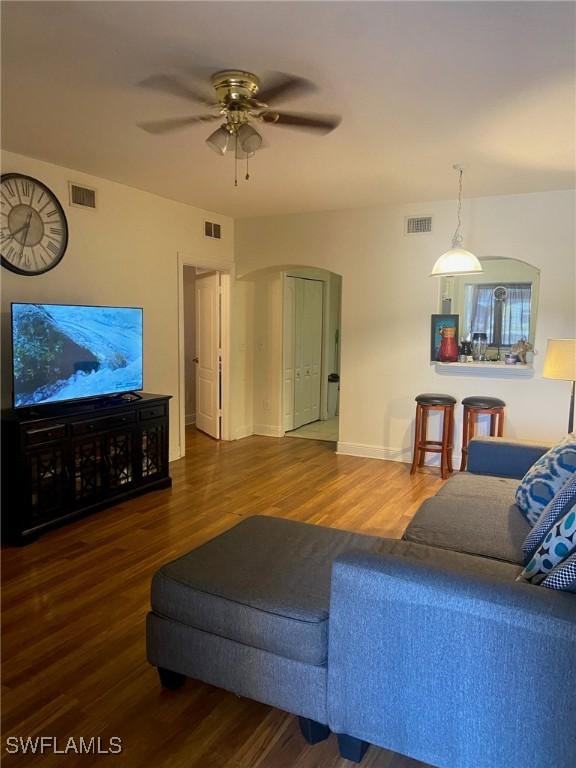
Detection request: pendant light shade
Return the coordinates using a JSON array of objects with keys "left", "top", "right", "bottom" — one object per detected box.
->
[
  {"left": 431, "top": 166, "right": 482, "bottom": 277},
  {"left": 431, "top": 247, "right": 483, "bottom": 276}
]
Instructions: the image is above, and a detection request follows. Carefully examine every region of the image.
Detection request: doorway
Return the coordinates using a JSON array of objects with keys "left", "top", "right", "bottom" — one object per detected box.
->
[
  {"left": 283, "top": 271, "right": 341, "bottom": 443},
  {"left": 183, "top": 267, "right": 223, "bottom": 440},
  {"left": 179, "top": 255, "right": 232, "bottom": 457}
]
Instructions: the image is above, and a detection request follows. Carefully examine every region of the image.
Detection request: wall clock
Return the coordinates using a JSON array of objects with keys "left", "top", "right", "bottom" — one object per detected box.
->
[{"left": 1, "top": 173, "right": 69, "bottom": 276}]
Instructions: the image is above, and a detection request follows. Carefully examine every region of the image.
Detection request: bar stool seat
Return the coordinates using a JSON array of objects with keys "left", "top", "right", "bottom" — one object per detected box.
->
[
  {"left": 411, "top": 393, "right": 456, "bottom": 480},
  {"left": 460, "top": 396, "right": 506, "bottom": 471},
  {"left": 462, "top": 396, "right": 506, "bottom": 409},
  {"left": 416, "top": 393, "right": 458, "bottom": 406}
]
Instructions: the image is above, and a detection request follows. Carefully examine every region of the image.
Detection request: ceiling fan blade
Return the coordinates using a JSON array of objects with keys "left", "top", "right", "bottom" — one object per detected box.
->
[
  {"left": 257, "top": 73, "right": 318, "bottom": 105},
  {"left": 260, "top": 111, "right": 341, "bottom": 134},
  {"left": 138, "top": 114, "right": 219, "bottom": 134},
  {"left": 138, "top": 74, "right": 214, "bottom": 106}
]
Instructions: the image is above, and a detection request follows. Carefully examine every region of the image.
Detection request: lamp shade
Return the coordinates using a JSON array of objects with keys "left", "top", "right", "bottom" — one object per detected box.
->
[
  {"left": 430, "top": 247, "right": 483, "bottom": 277},
  {"left": 542, "top": 339, "right": 576, "bottom": 381},
  {"left": 206, "top": 125, "right": 231, "bottom": 155},
  {"left": 237, "top": 123, "right": 262, "bottom": 154}
]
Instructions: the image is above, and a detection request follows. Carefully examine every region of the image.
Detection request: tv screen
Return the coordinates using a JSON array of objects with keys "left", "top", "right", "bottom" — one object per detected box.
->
[{"left": 11, "top": 303, "right": 143, "bottom": 408}]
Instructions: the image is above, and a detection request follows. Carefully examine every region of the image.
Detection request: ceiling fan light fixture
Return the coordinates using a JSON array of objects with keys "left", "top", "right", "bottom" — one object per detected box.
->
[
  {"left": 236, "top": 123, "right": 262, "bottom": 154},
  {"left": 205, "top": 125, "right": 231, "bottom": 155}
]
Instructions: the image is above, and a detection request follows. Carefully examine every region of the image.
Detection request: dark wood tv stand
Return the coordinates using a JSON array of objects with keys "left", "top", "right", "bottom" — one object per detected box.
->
[{"left": 1, "top": 393, "right": 172, "bottom": 544}]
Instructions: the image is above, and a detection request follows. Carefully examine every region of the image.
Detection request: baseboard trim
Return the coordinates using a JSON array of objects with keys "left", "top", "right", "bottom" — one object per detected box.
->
[
  {"left": 185, "top": 413, "right": 196, "bottom": 426},
  {"left": 169, "top": 447, "right": 183, "bottom": 463},
  {"left": 336, "top": 442, "right": 410, "bottom": 462},
  {"left": 232, "top": 425, "right": 254, "bottom": 440},
  {"left": 337, "top": 441, "right": 462, "bottom": 467},
  {"left": 254, "top": 424, "right": 284, "bottom": 438}
]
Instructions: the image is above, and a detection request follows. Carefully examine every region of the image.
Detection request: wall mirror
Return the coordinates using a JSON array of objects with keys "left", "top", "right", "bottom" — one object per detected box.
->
[{"left": 439, "top": 258, "right": 540, "bottom": 358}]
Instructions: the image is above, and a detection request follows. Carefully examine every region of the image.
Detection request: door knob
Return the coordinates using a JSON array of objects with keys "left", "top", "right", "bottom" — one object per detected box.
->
[{"left": 192, "top": 357, "right": 199, "bottom": 363}]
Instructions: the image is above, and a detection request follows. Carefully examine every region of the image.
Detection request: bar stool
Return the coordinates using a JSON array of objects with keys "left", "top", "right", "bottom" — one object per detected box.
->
[
  {"left": 460, "top": 396, "right": 506, "bottom": 471},
  {"left": 410, "top": 393, "right": 457, "bottom": 480}
]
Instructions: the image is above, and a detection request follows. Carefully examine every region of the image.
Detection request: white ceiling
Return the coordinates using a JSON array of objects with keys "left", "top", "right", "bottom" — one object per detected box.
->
[{"left": 2, "top": 1, "right": 574, "bottom": 218}]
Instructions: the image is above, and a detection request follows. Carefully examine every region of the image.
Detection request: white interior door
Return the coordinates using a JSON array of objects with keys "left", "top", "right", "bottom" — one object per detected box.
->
[
  {"left": 195, "top": 272, "right": 220, "bottom": 439},
  {"left": 283, "top": 276, "right": 296, "bottom": 431},
  {"left": 293, "top": 278, "right": 323, "bottom": 429}
]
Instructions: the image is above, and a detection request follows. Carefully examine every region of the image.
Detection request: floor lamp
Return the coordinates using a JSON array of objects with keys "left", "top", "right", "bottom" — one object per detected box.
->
[{"left": 543, "top": 339, "right": 576, "bottom": 433}]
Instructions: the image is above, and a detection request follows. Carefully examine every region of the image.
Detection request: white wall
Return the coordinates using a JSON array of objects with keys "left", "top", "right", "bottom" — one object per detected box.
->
[
  {"left": 183, "top": 267, "right": 196, "bottom": 425},
  {"left": 1, "top": 151, "right": 233, "bottom": 461},
  {"left": 251, "top": 271, "right": 283, "bottom": 436},
  {"left": 236, "top": 190, "right": 576, "bottom": 462}
]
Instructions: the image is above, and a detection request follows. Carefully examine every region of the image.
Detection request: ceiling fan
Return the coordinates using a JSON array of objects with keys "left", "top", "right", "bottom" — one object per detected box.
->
[{"left": 138, "top": 70, "right": 341, "bottom": 184}]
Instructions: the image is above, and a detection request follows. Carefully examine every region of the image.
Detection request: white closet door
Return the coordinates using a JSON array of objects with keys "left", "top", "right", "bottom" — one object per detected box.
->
[
  {"left": 283, "top": 277, "right": 296, "bottom": 431},
  {"left": 293, "top": 278, "right": 323, "bottom": 429},
  {"left": 195, "top": 272, "right": 220, "bottom": 439}
]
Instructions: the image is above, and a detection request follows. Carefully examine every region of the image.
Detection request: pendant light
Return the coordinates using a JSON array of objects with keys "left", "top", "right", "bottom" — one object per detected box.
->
[{"left": 431, "top": 165, "right": 483, "bottom": 276}]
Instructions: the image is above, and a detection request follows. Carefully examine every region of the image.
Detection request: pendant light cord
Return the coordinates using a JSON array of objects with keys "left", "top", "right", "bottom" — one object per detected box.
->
[{"left": 452, "top": 168, "right": 464, "bottom": 247}]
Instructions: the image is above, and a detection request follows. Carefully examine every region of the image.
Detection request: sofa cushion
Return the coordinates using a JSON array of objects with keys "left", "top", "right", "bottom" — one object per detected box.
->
[
  {"left": 436, "top": 472, "right": 519, "bottom": 501},
  {"left": 403, "top": 493, "right": 530, "bottom": 564},
  {"left": 542, "top": 552, "right": 576, "bottom": 593},
  {"left": 518, "top": 507, "right": 576, "bottom": 585},
  {"left": 374, "top": 538, "right": 523, "bottom": 581},
  {"left": 515, "top": 434, "right": 576, "bottom": 525},
  {"left": 151, "top": 515, "right": 383, "bottom": 667},
  {"left": 522, "top": 475, "right": 576, "bottom": 563}
]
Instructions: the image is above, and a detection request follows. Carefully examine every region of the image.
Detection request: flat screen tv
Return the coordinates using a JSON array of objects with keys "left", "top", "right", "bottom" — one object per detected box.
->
[{"left": 11, "top": 303, "right": 143, "bottom": 408}]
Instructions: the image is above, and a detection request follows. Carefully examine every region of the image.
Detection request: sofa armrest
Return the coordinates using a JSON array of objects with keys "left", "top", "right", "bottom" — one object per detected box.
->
[
  {"left": 467, "top": 437, "right": 551, "bottom": 478},
  {"left": 327, "top": 544, "right": 576, "bottom": 768}
]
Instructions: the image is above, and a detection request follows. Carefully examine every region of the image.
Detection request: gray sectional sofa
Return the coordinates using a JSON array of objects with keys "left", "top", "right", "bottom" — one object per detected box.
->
[{"left": 147, "top": 438, "right": 576, "bottom": 768}]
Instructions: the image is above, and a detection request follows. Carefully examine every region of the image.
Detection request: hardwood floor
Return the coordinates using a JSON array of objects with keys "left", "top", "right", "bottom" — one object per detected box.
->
[{"left": 1, "top": 428, "right": 443, "bottom": 768}]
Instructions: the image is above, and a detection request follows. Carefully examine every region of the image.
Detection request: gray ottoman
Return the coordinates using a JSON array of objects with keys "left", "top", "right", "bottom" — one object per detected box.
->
[{"left": 146, "top": 515, "right": 382, "bottom": 732}]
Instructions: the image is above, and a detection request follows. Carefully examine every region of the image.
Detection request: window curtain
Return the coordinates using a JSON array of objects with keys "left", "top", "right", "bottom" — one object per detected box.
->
[
  {"left": 469, "top": 283, "right": 531, "bottom": 346},
  {"left": 500, "top": 284, "right": 531, "bottom": 345},
  {"left": 469, "top": 285, "right": 496, "bottom": 340}
]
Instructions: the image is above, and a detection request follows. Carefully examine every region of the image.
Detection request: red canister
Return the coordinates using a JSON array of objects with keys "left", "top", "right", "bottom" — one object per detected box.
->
[{"left": 438, "top": 326, "right": 458, "bottom": 362}]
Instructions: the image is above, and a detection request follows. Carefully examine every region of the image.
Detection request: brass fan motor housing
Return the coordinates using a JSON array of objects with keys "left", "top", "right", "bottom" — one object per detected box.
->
[{"left": 211, "top": 70, "right": 262, "bottom": 105}]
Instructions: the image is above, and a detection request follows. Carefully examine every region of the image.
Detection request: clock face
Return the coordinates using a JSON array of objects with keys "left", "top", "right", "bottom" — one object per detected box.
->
[{"left": 0, "top": 174, "right": 68, "bottom": 276}]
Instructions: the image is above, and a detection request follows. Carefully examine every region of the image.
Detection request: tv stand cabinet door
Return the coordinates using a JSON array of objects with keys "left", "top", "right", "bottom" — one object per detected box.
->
[
  {"left": 140, "top": 419, "right": 169, "bottom": 482},
  {"left": 71, "top": 434, "right": 107, "bottom": 508},
  {"left": 24, "top": 442, "right": 70, "bottom": 529},
  {"left": 104, "top": 427, "right": 137, "bottom": 493}
]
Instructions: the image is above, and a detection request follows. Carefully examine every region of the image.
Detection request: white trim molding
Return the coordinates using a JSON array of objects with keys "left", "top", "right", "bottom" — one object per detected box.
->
[
  {"left": 337, "top": 441, "right": 463, "bottom": 469},
  {"left": 337, "top": 442, "right": 411, "bottom": 462},
  {"left": 254, "top": 424, "right": 284, "bottom": 438},
  {"left": 232, "top": 425, "right": 254, "bottom": 440}
]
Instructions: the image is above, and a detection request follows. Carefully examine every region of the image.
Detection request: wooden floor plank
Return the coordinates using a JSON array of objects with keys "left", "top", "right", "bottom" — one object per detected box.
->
[{"left": 2, "top": 428, "right": 442, "bottom": 767}]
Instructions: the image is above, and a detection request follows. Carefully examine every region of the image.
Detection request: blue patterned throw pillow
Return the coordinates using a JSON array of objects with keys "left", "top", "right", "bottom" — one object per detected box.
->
[
  {"left": 518, "top": 506, "right": 576, "bottom": 584},
  {"left": 522, "top": 475, "right": 576, "bottom": 562},
  {"left": 541, "top": 552, "right": 576, "bottom": 592},
  {"left": 515, "top": 435, "right": 576, "bottom": 525}
]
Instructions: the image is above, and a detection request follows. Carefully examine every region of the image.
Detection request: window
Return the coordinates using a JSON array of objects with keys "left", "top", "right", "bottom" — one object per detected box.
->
[{"left": 466, "top": 283, "right": 532, "bottom": 347}]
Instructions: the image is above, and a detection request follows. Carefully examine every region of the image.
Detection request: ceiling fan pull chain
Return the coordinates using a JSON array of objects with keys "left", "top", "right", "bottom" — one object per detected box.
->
[{"left": 246, "top": 153, "right": 250, "bottom": 182}]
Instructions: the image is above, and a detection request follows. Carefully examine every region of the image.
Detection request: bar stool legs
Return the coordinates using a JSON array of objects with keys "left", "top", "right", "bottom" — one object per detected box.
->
[
  {"left": 459, "top": 397, "right": 506, "bottom": 471},
  {"left": 410, "top": 394, "right": 457, "bottom": 480}
]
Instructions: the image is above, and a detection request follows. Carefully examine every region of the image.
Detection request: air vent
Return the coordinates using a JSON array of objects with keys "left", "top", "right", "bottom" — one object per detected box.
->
[
  {"left": 69, "top": 182, "right": 96, "bottom": 209},
  {"left": 204, "top": 221, "right": 221, "bottom": 240},
  {"left": 405, "top": 216, "right": 432, "bottom": 234}
]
